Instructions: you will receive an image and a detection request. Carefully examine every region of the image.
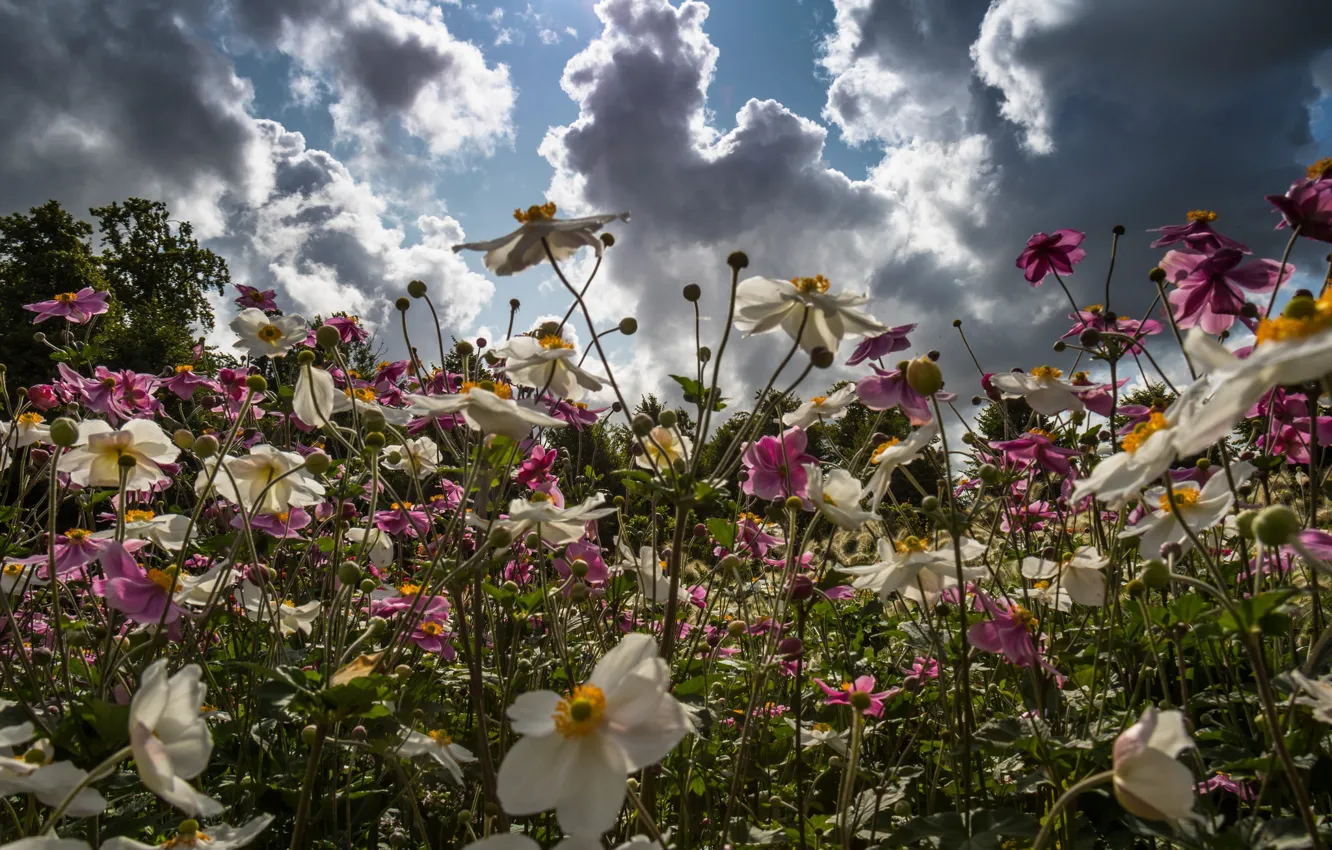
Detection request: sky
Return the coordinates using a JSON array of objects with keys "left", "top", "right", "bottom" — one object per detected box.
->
[{"left": 1, "top": 0, "right": 1331, "bottom": 413}]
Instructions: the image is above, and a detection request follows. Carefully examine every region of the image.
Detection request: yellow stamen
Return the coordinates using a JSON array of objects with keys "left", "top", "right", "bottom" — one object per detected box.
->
[
  {"left": 1029, "top": 365, "right": 1063, "bottom": 380},
  {"left": 553, "top": 683, "right": 606, "bottom": 739},
  {"left": 390, "top": 502, "right": 414, "bottom": 510},
  {"left": 419, "top": 621, "right": 444, "bottom": 636},
  {"left": 871, "top": 437, "right": 901, "bottom": 464},
  {"left": 513, "top": 202, "right": 558, "bottom": 223},
  {"left": 397, "top": 583, "right": 422, "bottom": 596},
  {"left": 1070, "top": 371, "right": 1091, "bottom": 385},
  {"left": 256, "top": 324, "right": 284, "bottom": 344},
  {"left": 529, "top": 492, "right": 552, "bottom": 503},
  {"left": 62, "top": 528, "right": 93, "bottom": 543},
  {"left": 539, "top": 334, "right": 575, "bottom": 350},
  {"left": 1122, "top": 412, "right": 1170, "bottom": 453},
  {"left": 427, "top": 729, "right": 453, "bottom": 746},
  {"left": 125, "top": 509, "right": 156, "bottom": 523},
  {"left": 53, "top": 292, "right": 78, "bottom": 304},
  {"left": 460, "top": 380, "right": 513, "bottom": 400},
  {"left": 1306, "top": 158, "right": 1332, "bottom": 179},
  {"left": 789, "top": 275, "right": 831, "bottom": 295},
  {"left": 1026, "top": 428, "right": 1057, "bottom": 441},
  {"left": 174, "top": 364, "right": 194, "bottom": 374},
  {"left": 1255, "top": 292, "right": 1332, "bottom": 346},
  {"left": 812, "top": 722, "right": 832, "bottom": 733},
  {"left": 1033, "top": 580, "right": 1050, "bottom": 590},
  {"left": 147, "top": 568, "right": 181, "bottom": 594},
  {"left": 1158, "top": 489, "right": 1201, "bottom": 514},
  {"left": 3, "top": 563, "right": 25, "bottom": 577},
  {"left": 821, "top": 493, "right": 837, "bottom": 507},
  {"left": 810, "top": 395, "right": 828, "bottom": 405},
  {"left": 1010, "top": 606, "right": 1039, "bottom": 633},
  {"left": 1186, "top": 209, "right": 1217, "bottom": 223},
  {"left": 275, "top": 512, "right": 290, "bottom": 524},
  {"left": 1083, "top": 304, "right": 1103, "bottom": 314},
  {"left": 17, "top": 412, "right": 43, "bottom": 426},
  {"left": 895, "top": 535, "right": 929, "bottom": 554}
]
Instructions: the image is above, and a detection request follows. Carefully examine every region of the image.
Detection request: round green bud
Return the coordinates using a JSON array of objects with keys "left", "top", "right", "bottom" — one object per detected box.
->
[
  {"left": 315, "top": 325, "right": 342, "bottom": 349},
  {"left": 697, "top": 346, "right": 711, "bottom": 363},
  {"left": 848, "top": 690, "right": 872, "bottom": 712},
  {"left": 600, "top": 232, "right": 615, "bottom": 248},
  {"left": 487, "top": 527, "right": 513, "bottom": 549},
  {"left": 978, "top": 463, "right": 998, "bottom": 485},
  {"left": 683, "top": 283, "right": 701, "bottom": 302},
  {"left": 407, "top": 279, "right": 428, "bottom": 298},
  {"left": 192, "top": 434, "right": 219, "bottom": 458},
  {"left": 172, "top": 429, "right": 195, "bottom": 451},
  {"left": 613, "top": 495, "right": 625, "bottom": 508},
  {"left": 893, "top": 800, "right": 912, "bottom": 817},
  {"left": 455, "top": 340, "right": 474, "bottom": 357},
  {"left": 364, "top": 431, "right": 386, "bottom": 449},
  {"left": 1283, "top": 295, "right": 1317, "bottom": 320},
  {"left": 631, "top": 413, "right": 654, "bottom": 436},
  {"left": 920, "top": 495, "right": 940, "bottom": 512},
  {"left": 359, "top": 578, "right": 379, "bottom": 594},
  {"left": 727, "top": 620, "right": 747, "bottom": 637},
  {"left": 304, "top": 451, "right": 331, "bottom": 475},
  {"left": 1254, "top": 504, "right": 1300, "bottom": 546},
  {"left": 810, "top": 347, "right": 835, "bottom": 369},
  {"left": 338, "top": 562, "right": 362, "bottom": 587},
  {"left": 393, "top": 664, "right": 411, "bottom": 678},
  {"left": 658, "top": 409, "right": 678, "bottom": 429},
  {"left": 718, "top": 554, "right": 741, "bottom": 572},
  {"left": 619, "top": 317, "right": 638, "bottom": 335},
  {"left": 245, "top": 374, "right": 267, "bottom": 393},
  {"left": 297, "top": 349, "right": 316, "bottom": 366},
  {"left": 570, "top": 558, "right": 590, "bottom": 578},
  {"left": 394, "top": 297, "right": 410, "bottom": 312},
  {"left": 49, "top": 417, "right": 80, "bottom": 448},
  {"left": 117, "top": 454, "right": 138, "bottom": 470},
  {"left": 727, "top": 250, "right": 749, "bottom": 270},
  {"left": 1112, "top": 224, "right": 1126, "bottom": 236},
  {"left": 1139, "top": 559, "right": 1171, "bottom": 590},
  {"left": 1148, "top": 267, "right": 1167, "bottom": 284},
  {"left": 538, "top": 320, "right": 562, "bottom": 338},
  {"left": 906, "top": 356, "right": 944, "bottom": 396},
  {"left": 1125, "top": 578, "right": 1147, "bottom": 598},
  {"left": 301, "top": 725, "right": 320, "bottom": 746},
  {"left": 366, "top": 616, "right": 388, "bottom": 636},
  {"left": 524, "top": 532, "right": 541, "bottom": 550},
  {"left": 783, "top": 495, "right": 803, "bottom": 512}
]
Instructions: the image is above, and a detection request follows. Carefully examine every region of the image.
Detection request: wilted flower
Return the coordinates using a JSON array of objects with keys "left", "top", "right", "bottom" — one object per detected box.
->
[{"left": 454, "top": 202, "right": 629, "bottom": 275}]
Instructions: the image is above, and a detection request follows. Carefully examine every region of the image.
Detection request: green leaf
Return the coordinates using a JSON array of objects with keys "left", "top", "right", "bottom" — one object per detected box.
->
[
  {"left": 706, "top": 518, "right": 737, "bottom": 550},
  {"left": 670, "top": 374, "right": 727, "bottom": 411}
]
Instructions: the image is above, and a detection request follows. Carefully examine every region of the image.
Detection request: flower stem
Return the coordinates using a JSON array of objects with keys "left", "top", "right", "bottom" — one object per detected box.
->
[{"left": 1032, "top": 769, "right": 1114, "bottom": 850}]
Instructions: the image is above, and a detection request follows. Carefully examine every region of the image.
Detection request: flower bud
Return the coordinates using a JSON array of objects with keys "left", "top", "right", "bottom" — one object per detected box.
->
[
  {"left": 1112, "top": 224, "right": 1126, "bottom": 236},
  {"left": 570, "top": 558, "right": 590, "bottom": 578},
  {"left": 1148, "top": 267, "right": 1167, "bottom": 283},
  {"left": 297, "top": 349, "right": 316, "bottom": 366},
  {"left": 783, "top": 495, "right": 803, "bottom": 512},
  {"left": 364, "top": 431, "right": 386, "bottom": 450},
  {"left": 778, "top": 637, "right": 804, "bottom": 659},
  {"left": 920, "top": 495, "right": 940, "bottom": 512},
  {"left": 810, "top": 347, "right": 835, "bottom": 369},
  {"left": 618, "top": 316, "right": 638, "bottom": 336},
  {"left": 177, "top": 820, "right": 200, "bottom": 837},
  {"left": 315, "top": 325, "right": 341, "bottom": 349},
  {"left": 395, "top": 297, "right": 410, "bottom": 312},
  {"left": 501, "top": 580, "right": 520, "bottom": 594},
  {"left": 613, "top": 495, "right": 625, "bottom": 508},
  {"left": 1235, "top": 509, "right": 1257, "bottom": 540},
  {"left": 658, "top": 409, "right": 678, "bottom": 429},
  {"left": 193, "top": 434, "right": 219, "bottom": 458},
  {"left": 365, "top": 616, "right": 388, "bottom": 636},
  {"left": 302, "top": 725, "right": 320, "bottom": 746},
  {"left": 978, "top": 463, "right": 998, "bottom": 485},
  {"left": 1125, "top": 578, "right": 1147, "bottom": 598},
  {"left": 570, "top": 582, "right": 589, "bottom": 601},
  {"left": 600, "top": 232, "right": 615, "bottom": 248},
  {"left": 1079, "top": 328, "right": 1101, "bottom": 347},
  {"left": 697, "top": 346, "right": 711, "bottom": 363},
  {"left": 394, "top": 664, "right": 411, "bottom": 678},
  {"left": 1158, "top": 541, "right": 1182, "bottom": 560},
  {"left": 359, "top": 578, "right": 379, "bottom": 594},
  {"left": 718, "top": 554, "right": 741, "bottom": 572},
  {"left": 524, "top": 532, "right": 541, "bottom": 550},
  {"left": 1052, "top": 340, "right": 1066, "bottom": 352},
  {"left": 361, "top": 409, "right": 387, "bottom": 433},
  {"left": 457, "top": 810, "right": 473, "bottom": 825},
  {"left": 49, "top": 417, "right": 80, "bottom": 447},
  {"left": 455, "top": 340, "right": 474, "bottom": 357},
  {"left": 304, "top": 451, "right": 331, "bottom": 474},
  {"left": 487, "top": 527, "right": 513, "bottom": 549},
  {"left": 350, "top": 725, "right": 367, "bottom": 741},
  {"left": 172, "top": 429, "right": 195, "bottom": 450},
  {"left": 338, "top": 561, "right": 363, "bottom": 587},
  {"left": 693, "top": 523, "right": 708, "bottom": 538},
  {"left": 408, "top": 279, "right": 428, "bottom": 298},
  {"left": 727, "top": 250, "right": 749, "bottom": 270},
  {"left": 631, "top": 413, "right": 654, "bottom": 436},
  {"left": 727, "top": 620, "right": 747, "bottom": 637},
  {"left": 848, "top": 691, "right": 872, "bottom": 712},
  {"left": 1254, "top": 504, "right": 1300, "bottom": 546},
  {"left": 1140, "top": 559, "right": 1171, "bottom": 590},
  {"left": 906, "top": 356, "right": 943, "bottom": 396},
  {"left": 476, "top": 337, "right": 487, "bottom": 349},
  {"left": 683, "top": 283, "right": 701, "bottom": 302}
]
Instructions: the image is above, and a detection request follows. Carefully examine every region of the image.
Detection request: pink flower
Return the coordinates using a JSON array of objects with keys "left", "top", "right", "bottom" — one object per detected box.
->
[
  {"left": 554, "top": 539, "right": 609, "bottom": 585},
  {"left": 903, "top": 657, "right": 939, "bottom": 687},
  {"left": 26, "top": 385, "right": 59, "bottom": 412},
  {"left": 1196, "top": 773, "right": 1252, "bottom": 800},
  {"left": 56, "top": 365, "right": 161, "bottom": 424},
  {"left": 47, "top": 528, "right": 115, "bottom": 578},
  {"left": 1161, "top": 248, "right": 1292, "bottom": 334},
  {"left": 407, "top": 616, "right": 456, "bottom": 658},
  {"left": 1016, "top": 229, "right": 1085, "bottom": 286},
  {"left": 22, "top": 287, "right": 110, "bottom": 324},
  {"left": 234, "top": 284, "right": 278, "bottom": 312},
  {"left": 373, "top": 502, "right": 431, "bottom": 537},
  {"left": 92, "top": 541, "right": 185, "bottom": 626},
  {"left": 546, "top": 399, "right": 606, "bottom": 429},
  {"left": 740, "top": 426, "right": 817, "bottom": 502},
  {"left": 857, "top": 365, "right": 932, "bottom": 425},
  {"left": 845, "top": 324, "right": 915, "bottom": 366},
  {"left": 990, "top": 430, "right": 1079, "bottom": 476},
  {"left": 1068, "top": 374, "right": 1131, "bottom": 417},
  {"left": 319, "top": 315, "right": 369, "bottom": 344},
  {"left": 515, "top": 445, "right": 558, "bottom": 488},
  {"left": 232, "top": 507, "right": 312, "bottom": 539},
  {"left": 163, "top": 366, "right": 220, "bottom": 401},
  {"left": 814, "top": 675, "right": 900, "bottom": 718},
  {"left": 1267, "top": 177, "right": 1332, "bottom": 243},
  {"left": 1060, "top": 309, "right": 1161, "bottom": 353},
  {"left": 1149, "top": 216, "right": 1249, "bottom": 254},
  {"left": 968, "top": 592, "right": 1061, "bottom": 680}
]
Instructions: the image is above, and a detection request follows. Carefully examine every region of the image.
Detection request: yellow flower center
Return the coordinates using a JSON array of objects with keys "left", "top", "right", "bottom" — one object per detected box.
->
[
  {"left": 871, "top": 437, "right": 901, "bottom": 464},
  {"left": 1029, "top": 365, "right": 1063, "bottom": 380},
  {"left": 275, "top": 511, "right": 291, "bottom": 523},
  {"left": 62, "top": 528, "right": 93, "bottom": 543},
  {"left": 391, "top": 502, "right": 414, "bottom": 510},
  {"left": 539, "top": 334, "right": 575, "bottom": 350},
  {"left": 1033, "top": 580, "right": 1050, "bottom": 590},
  {"left": 147, "top": 568, "right": 181, "bottom": 594},
  {"left": 1186, "top": 209, "right": 1218, "bottom": 223},
  {"left": 529, "top": 492, "right": 552, "bottom": 503},
  {"left": 427, "top": 729, "right": 453, "bottom": 746},
  {"left": 1158, "top": 489, "right": 1201, "bottom": 514},
  {"left": 125, "top": 509, "right": 156, "bottom": 523},
  {"left": 895, "top": 535, "right": 929, "bottom": 554},
  {"left": 397, "top": 583, "right": 422, "bottom": 596},
  {"left": 1070, "top": 371, "right": 1091, "bottom": 385},
  {"left": 175, "top": 364, "right": 194, "bottom": 374},
  {"left": 17, "top": 412, "right": 43, "bottom": 426},
  {"left": 282, "top": 599, "right": 295, "bottom": 607},
  {"left": 1026, "top": 428, "right": 1056, "bottom": 441},
  {"left": 460, "top": 380, "right": 513, "bottom": 400},
  {"left": 514, "top": 202, "right": 557, "bottom": 223},
  {"left": 1255, "top": 293, "right": 1332, "bottom": 347},
  {"left": 789, "top": 275, "right": 831, "bottom": 295},
  {"left": 53, "top": 292, "right": 78, "bottom": 304},
  {"left": 3, "top": 563, "right": 24, "bottom": 577},
  {"left": 574, "top": 402, "right": 588, "bottom": 409},
  {"left": 813, "top": 722, "right": 832, "bottom": 733},
  {"left": 821, "top": 493, "right": 838, "bottom": 507},
  {"left": 420, "top": 621, "right": 444, "bottom": 636},
  {"left": 1010, "top": 606, "right": 1039, "bottom": 633},
  {"left": 810, "top": 395, "right": 828, "bottom": 405},
  {"left": 1306, "top": 158, "right": 1332, "bottom": 179},
  {"left": 162, "top": 832, "right": 211, "bottom": 849},
  {"left": 347, "top": 369, "right": 362, "bottom": 379},
  {"left": 1121, "top": 412, "right": 1170, "bottom": 453},
  {"left": 1083, "top": 304, "right": 1103, "bottom": 315},
  {"left": 553, "top": 683, "right": 606, "bottom": 739},
  {"left": 256, "top": 324, "right": 284, "bottom": 344}
]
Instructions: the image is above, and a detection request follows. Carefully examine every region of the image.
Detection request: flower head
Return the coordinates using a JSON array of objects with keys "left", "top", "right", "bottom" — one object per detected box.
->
[
  {"left": 454, "top": 204, "right": 629, "bottom": 276},
  {"left": 1016, "top": 229, "right": 1085, "bottom": 286},
  {"left": 1113, "top": 707, "right": 1197, "bottom": 821},
  {"left": 23, "top": 287, "right": 110, "bottom": 324}
]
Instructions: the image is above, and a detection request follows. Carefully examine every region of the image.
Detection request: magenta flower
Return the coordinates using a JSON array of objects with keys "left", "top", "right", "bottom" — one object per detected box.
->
[
  {"left": 733, "top": 514, "right": 781, "bottom": 559},
  {"left": 903, "top": 657, "right": 939, "bottom": 687},
  {"left": 373, "top": 502, "right": 431, "bottom": 537},
  {"left": 163, "top": 366, "right": 220, "bottom": 401},
  {"left": 1069, "top": 374, "right": 1130, "bottom": 417},
  {"left": 546, "top": 398, "right": 605, "bottom": 429},
  {"left": 515, "top": 444, "right": 559, "bottom": 488},
  {"left": 407, "top": 615, "right": 456, "bottom": 658},
  {"left": 56, "top": 365, "right": 161, "bottom": 424},
  {"left": 1149, "top": 213, "right": 1249, "bottom": 254},
  {"left": 554, "top": 539, "right": 609, "bottom": 585},
  {"left": 234, "top": 284, "right": 278, "bottom": 312},
  {"left": 92, "top": 541, "right": 185, "bottom": 626},
  {"left": 814, "top": 675, "right": 900, "bottom": 718},
  {"left": 1060, "top": 309, "right": 1161, "bottom": 353},
  {"left": 1196, "top": 773, "right": 1253, "bottom": 800},
  {"left": 1016, "top": 229, "right": 1086, "bottom": 286},
  {"left": 319, "top": 315, "right": 369, "bottom": 344},
  {"left": 968, "top": 592, "right": 1060, "bottom": 679},
  {"left": 740, "top": 426, "right": 817, "bottom": 502},
  {"left": 1266, "top": 177, "right": 1332, "bottom": 243},
  {"left": 373, "top": 360, "right": 410, "bottom": 390},
  {"left": 990, "top": 430, "right": 1079, "bottom": 476},
  {"left": 845, "top": 323, "right": 916, "bottom": 366},
  {"left": 1161, "top": 248, "right": 1292, "bottom": 333},
  {"left": 48, "top": 528, "right": 113, "bottom": 578},
  {"left": 26, "top": 385, "right": 59, "bottom": 412},
  {"left": 857, "top": 365, "right": 932, "bottom": 425},
  {"left": 1260, "top": 417, "right": 1332, "bottom": 464},
  {"left": 22, "top": 287, "right": 110, "bottom": 324},
  {"left": 231, "top": 507, "right": 312, "bottom": 539}
]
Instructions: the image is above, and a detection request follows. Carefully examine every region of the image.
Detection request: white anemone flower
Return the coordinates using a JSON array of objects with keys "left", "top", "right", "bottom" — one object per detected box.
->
[
  {"left": 784, "top": 719, "right": 850, "bottom": 755},
  {"left": 806, "top": 465, "right": 875, "bottom": 530},
  {"left": 231, "top": 308, "right": 306, "bottom": 358},
  {"left": 396, "top": 727, "right": 476, "bottom": 783},
  {"left": 493, "top": 492, "right": 616, "bottom": 547},
  {"left": 1120, "top": 463, "right": 1253, "bottom": 559},
  {"left": 57, "top": 419, "right": 179, "bottom": 490},
  {"left": 198, "top": 445, "right": 325, "bottom": 515},
  {"left": 346, "top": 527, "right": 394, "bottom": 569},
  {"left": 733, "top": 275, "right": 886, "bottom": 355},
  {"left": 839, "top": 536, "right": 986, "bottom": 607},
  {"left": 864, "top": 424, "right": 937, "bottom": 511},
  {"left": 635, "top": 426, "right": 692, "bottom": 475},
  {"left": 1020, "top": 546, "right": 1107, "bottom": 607},
  {"left": 0, "top": 726, "right": 106, "bottom": 817},
  {"left": 293, "top": 364, "right": 337, "bottom": 427},
  {"left": 172, "top": 562, "right": 235, "bottom": 608},
  {"left": 629, "top": 545, "right": 690, "bottom": 606},
  {"left": 782, "top": 385, "right": 858, "bottom": 429},
  {"left": 988, "top": 366, "right": 1084, "bottom": 416},
  {"left": 1113, "top": 707, "right": 1197, "bottom": 822},
  {"left": 1291, "top": 671, "right": 1332, "bottom": 723},
  {"left": 128, "top": 659, "right": 222, "bottom": 816},
  {"left": 496, "top": 633, "right": 694, "bottom": 835},
  {"left": 100, "top": 815, "right": 275, "bottom": 850},
  {"left": 4, "top": 412, "right": 51, "bottom": 449},
  {"left": 2, "top": 560, "right": 48, "bottom": 594},
  {"left": 406, "top": 385, "right": 567, "bottom": 442},
  {"left": 383, "top": 435, "right": 441, "bottom": 479},
  {"left": 492, "top": 334, "right": 605, "bottom": 402},
  {"left": 453, "top": 202, "right": 629, "bottom": 276},
  {"left": 236, "top": 581, "right": 322, "bottom": 636},
  {"left": 94, "top": 512, "right": 191, "bottom": 550},
  {"left": 1193, "top": 291, "right": 1332, "bottom": 390}
]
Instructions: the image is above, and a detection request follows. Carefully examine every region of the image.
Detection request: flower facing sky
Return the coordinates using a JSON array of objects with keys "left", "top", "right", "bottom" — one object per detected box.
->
[
  {"left": 453, "top": 202, "right": 630, "bottom": 276},
  {"left": 1015, "top": 229, "right": 1085, "bottom": 285},
  {"left": 733, "top": 275, "right": 886, "bottom": 355}
]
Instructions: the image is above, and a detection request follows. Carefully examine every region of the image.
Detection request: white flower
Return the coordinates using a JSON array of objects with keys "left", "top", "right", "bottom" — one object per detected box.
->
[
  {"left": 635, "top": 426, "right": 692, "bottom": 475},
  {"left": 0, "top": 727, "right": 106, "bottom": 817},
  {"left": 2, "top": 560, "right": 48, "bottom": 594},
  {"left": 496, "top": 633, "right": 693, "bottom": 835},
  {"left": 406, "top": 386, "right": 567, "bottom": 442},
  {"left": 3, "top": 412, "right": 51, "bottom": 450},
  {"left": 396, "top": 727, "right": 476, "bottom": 783},
  {"left": 293, "top": 364, "right": 337, "bottom": 427},
  {"left": 782, "top": 386, "right": 857, "bottom": 429},
  {"left": 198, "top": 445, "right": 325, "bottom": 515},
  {"left": 172, "top": 562, "right": 235, "bottom": 608},
  {"left": 839, "top": 536, "right": 986, "bottom": 607},
  {"left": 99, "top": 815, "right": 274, "bottom": 850},
  {"left": 784, "top": 719, "right": 849, "bottom": 755},
  {"left": 988, "top": 367, "right": 1084, "bottom": 416},
  {"left": 1120, "top": 463, "right": 1253, "bottom": 560},
  {"left": 94, "top": 512, "right": 191, "bottom": 551},
  {"left": 231, "top": 308, "right": 306, "bottom": 358},
  {"left": 453, "top": 203, "right": 629, "bottom": 276},
  {"left": 806, "top": 465, "right": 875, "bottom": 530},
  {"left": 1020, "top": 546, "right": 1107, "bottom": 607},
  {"left": 492, "top": 334, "right": 605, "bottom": 402},
  {"left": 383, "top": 436, "right": 441, "bottom": 479},
  {"left": 733, "top": 275, "right": 886, "bottom": 355},
  {"left": 864, "top": 424, "right": 936, "bottom": 511},
  {"left": 57, "top": 419, "right": 179, "bottom": 491},
  {"left": 628, "top": 545, "right": 690, "bottom": 606},
  {"left": 493, "top": 493, "right": 616, "bottom": 547},
  {"left": 236, "top": 581, "right": 321, "bottom": 636},
  {"left": 0, "top": 837, "right": 94, "bottom": 850},
  {"left": 1291, "top": 671, "right": 1332, "bottom": 723},
  {"left": 1113, "top": 707, "right": 1197, "bottom": 822},
  {"left": 128, "top": 659, "right": 222, "bottom": 816},
  {"left": 346, "top": 527, "right": 394, "bottom": 569}
]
